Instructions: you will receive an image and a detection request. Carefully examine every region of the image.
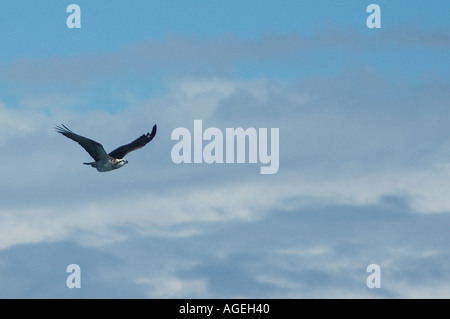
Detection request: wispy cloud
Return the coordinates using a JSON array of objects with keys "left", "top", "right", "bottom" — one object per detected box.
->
[{"left": 2, "top": 26, "right": 448, "bottom": 87}]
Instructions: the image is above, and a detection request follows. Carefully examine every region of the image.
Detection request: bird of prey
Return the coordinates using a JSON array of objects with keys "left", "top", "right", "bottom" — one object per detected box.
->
[{"left": 55, "top": 124, "right": 157, "bottom": 172}]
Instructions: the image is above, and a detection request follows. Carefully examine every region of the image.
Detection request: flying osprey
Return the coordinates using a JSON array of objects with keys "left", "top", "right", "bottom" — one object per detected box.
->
[{"left": 55, "top": 124, "right": 157, "bottom": 172}]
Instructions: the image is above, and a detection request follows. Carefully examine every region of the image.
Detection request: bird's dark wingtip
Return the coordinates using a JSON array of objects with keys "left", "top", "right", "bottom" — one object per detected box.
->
[
  {"left": 54, "top": 124, "right": 64, "bottom": 133},
  {"left": 55, "top": 124, "right": 74, "bottom": 134}
]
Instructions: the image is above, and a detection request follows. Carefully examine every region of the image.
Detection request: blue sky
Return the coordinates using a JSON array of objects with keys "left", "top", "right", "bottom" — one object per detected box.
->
[{"left": 0, "top": 1, "right": 449, "bottom": 298}]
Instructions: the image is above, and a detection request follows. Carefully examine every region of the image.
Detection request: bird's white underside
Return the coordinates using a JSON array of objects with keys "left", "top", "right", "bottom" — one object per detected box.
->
[{"left": 88, "top": 157, "right": 127, "bottom": 172}]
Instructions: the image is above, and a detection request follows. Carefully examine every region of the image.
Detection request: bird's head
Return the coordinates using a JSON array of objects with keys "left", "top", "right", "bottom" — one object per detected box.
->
[{"left": 114, "top": 159, "right": 128, "bottom": 169}]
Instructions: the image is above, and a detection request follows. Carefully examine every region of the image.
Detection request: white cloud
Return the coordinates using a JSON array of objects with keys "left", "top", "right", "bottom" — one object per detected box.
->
[
  {"left": 1, "top": 74, "right": 450, "bottom": 252},
  {"left": 277, "top": 246, "right": 333, "bottom": 257},
  {"left": 137, "top": 276, "right": 208, "bottom": 298},
  {"left": 389, "top": 283, "right": 450, "bottom": 299},
  {"left": 0, "top": 176, "right": 287, "bottom": 249},
  {"left": 0, "top": 69, "right": 449, "bottom": 298},
  {"left": 0, "top": 102, "right": 47, "bottom": 142},
  {"left": 1, "top": 162, "right": 450, "bottom": 250}
]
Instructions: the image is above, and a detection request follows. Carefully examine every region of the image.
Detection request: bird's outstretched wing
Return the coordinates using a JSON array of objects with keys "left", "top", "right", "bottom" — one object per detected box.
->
[
  {"left": 108, "top": 125, "right": 157, "bottom": 159},
  {"left": 55, "top": 124, "right": 110, "bottom": 162}
]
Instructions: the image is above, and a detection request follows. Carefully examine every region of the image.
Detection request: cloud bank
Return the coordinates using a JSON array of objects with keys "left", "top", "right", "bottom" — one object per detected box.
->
[{"left": 0, "top": 23, "right": 449, "bottom": 298}]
